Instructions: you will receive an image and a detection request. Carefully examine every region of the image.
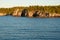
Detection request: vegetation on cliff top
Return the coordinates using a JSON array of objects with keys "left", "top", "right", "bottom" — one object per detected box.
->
[{"left": 0, "top": 5, "right": 60, "bottom": 15}]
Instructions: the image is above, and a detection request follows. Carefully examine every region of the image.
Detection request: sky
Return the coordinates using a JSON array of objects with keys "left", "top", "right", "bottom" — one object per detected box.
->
[{"left": 0, "top": 0, "right": 60, "bottom": 8}]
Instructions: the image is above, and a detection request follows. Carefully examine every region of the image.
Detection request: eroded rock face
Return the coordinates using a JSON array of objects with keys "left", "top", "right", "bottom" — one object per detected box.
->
[
  {"left": 54, "top": 13, "right": 60, "bottom": 17},
  {"left": 21, "top": 9, "right": 28, "bottom": 17},
  {"left": 0, "top": 13, "right": 7, "bottom": 16},
  {"left": 12, "top": 9, "right": 19, "bottom": 16},
  {"left": 33, "top": 11, "right": 39, "bottom": 17},
  {"left": 12, "top": 9, "right": 22, "bottom": 17},
  {"left": 12, "top": 8, "right": 60, "bottom": 18},
  {"left": 28, "top": 10, "right": 41, "bottom": 17},
  {"left": 27, "top": 11, "right": 34, "bottom": 17}
]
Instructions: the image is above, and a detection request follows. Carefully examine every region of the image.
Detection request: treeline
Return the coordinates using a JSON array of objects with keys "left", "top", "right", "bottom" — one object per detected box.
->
[
  {"left": 28, "top": 5, "right": 60, "bottom": 14},
  {"left": 0, "top": 5, "right": 60, "bottom": 14}
]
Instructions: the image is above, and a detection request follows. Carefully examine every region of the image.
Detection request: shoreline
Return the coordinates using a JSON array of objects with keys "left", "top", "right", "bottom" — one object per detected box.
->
[{"left": 0, "top": 5, "right": 60, "bottom": 18}]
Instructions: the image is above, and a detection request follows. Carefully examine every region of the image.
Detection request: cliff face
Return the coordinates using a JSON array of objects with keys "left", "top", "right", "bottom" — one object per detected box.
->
[
  {"left": 0, "top": 6, "right": 60, "bottom": 18},
  {"left": 0, "top": 13, "right": 7, "bottom": 16},
  {"left": 11, "top": 9, "right": 60, "bottom": 18},
  {"left": 12, "top": 9, "right": 21, "bottom": 16}
]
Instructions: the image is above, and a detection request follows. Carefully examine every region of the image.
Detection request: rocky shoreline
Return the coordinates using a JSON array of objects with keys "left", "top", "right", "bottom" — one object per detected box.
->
[
  {"left": 13, "top": 9, "right": 60, "bottom": 18},
  {"left": 0, "top": 9, "right": 60, "bottom": 18},
  {"left": 0, "top": 6, "right": 60, "bottom": 18}
]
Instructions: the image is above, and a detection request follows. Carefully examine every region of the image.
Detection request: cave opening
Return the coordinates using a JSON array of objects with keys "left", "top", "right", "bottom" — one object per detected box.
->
[
  {"left": 21, "top": 9, "right": 28, "bottom": 17},
  {"left": 33, "top": 11, "right": 39, "bottom": 17}
]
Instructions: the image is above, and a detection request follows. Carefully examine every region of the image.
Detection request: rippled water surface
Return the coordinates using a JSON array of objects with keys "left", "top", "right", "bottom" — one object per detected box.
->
[{"left": 0, "top": 16, "right": 60, "bottom": 40}]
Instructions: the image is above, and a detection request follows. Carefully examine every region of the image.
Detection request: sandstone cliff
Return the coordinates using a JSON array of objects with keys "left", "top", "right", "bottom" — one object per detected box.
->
[{"left": 0, "top": 5, "right": 60, "bottom": 18}]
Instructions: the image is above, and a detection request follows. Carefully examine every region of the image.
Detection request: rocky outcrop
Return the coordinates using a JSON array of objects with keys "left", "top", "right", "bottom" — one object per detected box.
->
[
  {"left": 33, "top": 11, "right": 39, "bottom": 17},
  {"left": 12, "top": 9, "right": 22, "bottom": 17},
  {"left": 0, "top": 13, "right": 7, "bottom": 16},
  {"left": 0, "top": 8, "right": 59, "bottom": 18},
  {"left": 0, "top": 5, "right": 60, "bottom": 17},
  {"left": 28, "top": 11, "right": 35, "bottom": 17},
  {"left": 54, "top": 13, "right": 60, "bottom": 17},
  {"left": 12, "top": 9, "right": 60, "bottom": 18},
  {"left": 21, "top": 9, "right": 28, "bottom": 17}
]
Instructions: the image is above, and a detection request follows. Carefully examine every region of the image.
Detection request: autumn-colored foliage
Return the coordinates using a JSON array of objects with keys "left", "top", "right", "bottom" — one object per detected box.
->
[{"left": 0, "top": 5, "right": 60, "bottom": 14}]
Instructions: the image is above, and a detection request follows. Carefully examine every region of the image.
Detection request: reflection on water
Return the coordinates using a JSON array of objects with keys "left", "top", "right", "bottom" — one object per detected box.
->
[{"left": 0, "top": 16, "right": 60, "bottom": 40}]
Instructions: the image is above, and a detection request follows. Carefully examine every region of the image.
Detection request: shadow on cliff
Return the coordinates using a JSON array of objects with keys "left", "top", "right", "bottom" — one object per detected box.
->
[
  {"left": 21, "top": 9, "right": 28, "bottom": 17},
  {"left": 33, "top": 11, "right": 39, "bottom": 17}
]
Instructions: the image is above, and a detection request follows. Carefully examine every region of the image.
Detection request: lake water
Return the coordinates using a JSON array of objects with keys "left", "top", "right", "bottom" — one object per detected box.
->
[{"left": 0, "top": 16, "right": 60, "bottom": 40}]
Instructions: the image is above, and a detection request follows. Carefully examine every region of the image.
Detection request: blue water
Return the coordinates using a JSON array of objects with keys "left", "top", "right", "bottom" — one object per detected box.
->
[{"left": 0, "top": 16, "right": 60, "bottom": 40}]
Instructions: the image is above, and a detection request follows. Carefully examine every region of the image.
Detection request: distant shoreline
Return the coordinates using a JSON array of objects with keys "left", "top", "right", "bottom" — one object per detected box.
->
[{"left": 0, "top": 5, "right": 60, "bottom": 18}]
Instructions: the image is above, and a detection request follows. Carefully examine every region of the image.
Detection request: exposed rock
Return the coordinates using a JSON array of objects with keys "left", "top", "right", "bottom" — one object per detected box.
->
[
  {"left": 27, "top": 11, "right": 34, "bottom": 17},
  {"left": 54, "top": 13, "right": 60, "bottom": 17},
  {"left": 0, "top": 13, "right": 7, "bottom": 16},
  {"left": 45, "top": 12, "right": 49, "bottom": 17},
  {"left": 21, "top": 9, "right": 28, "bottom": 17},
  {"left": 11, "top": 8, "right": 60, "bottom": 18},
  {"left": 33, "top": 11, "right": 39, "bottom": 17},
  {"left": 12, "top": 9, "right": 21, "bottom": 17}
]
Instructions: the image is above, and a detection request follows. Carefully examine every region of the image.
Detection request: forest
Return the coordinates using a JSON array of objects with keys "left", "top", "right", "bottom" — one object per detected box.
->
[{"left": 0, "top": 5, "right": 60, "bottom": 16}]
